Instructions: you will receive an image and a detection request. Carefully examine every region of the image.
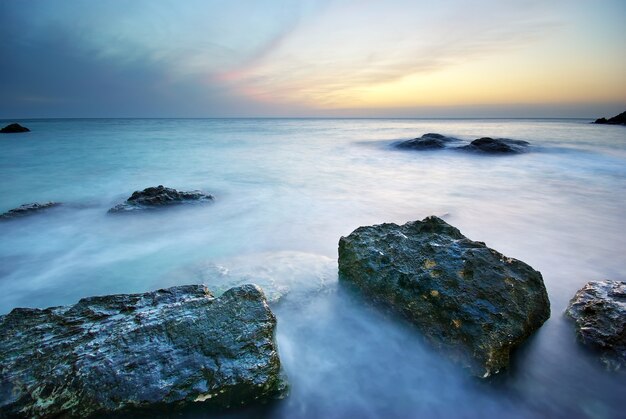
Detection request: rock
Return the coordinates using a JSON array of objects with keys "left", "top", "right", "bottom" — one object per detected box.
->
[
  {"left": 0, "top": 202, "right": 60, "bottom": 220},
  {"left": 338, "top": 216, "right": 550, "bottom": 377},
  {"left": 594, "top": 111, "right": 626, "bottom": 125},
  {"left": 0, "top": 123, "right": 30, "bottom": 133},
  {"left": 109, "top": 185, "right": 214, "bottom": 213},
  {"left": 0, "top": 284, "right": 286, "bottom": 417},
  {"left": 458, "top": 137, "right": 529, "bottom": 154},
  {"left": 566, "top": 280, "right": 625, "bottom": 371},
  {"left": 395, "top": 133, "right": 459, "bottom": 150}
]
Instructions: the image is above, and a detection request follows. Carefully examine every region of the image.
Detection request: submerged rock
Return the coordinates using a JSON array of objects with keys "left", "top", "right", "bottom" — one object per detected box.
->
[
  {"left": 566, "top": 280, "right": 625, "bottom": 371},
  {"left": 109, "top": 185, "right": 214, "bottom": 213},
  {"left": 338, "top": 216, "right": 550, "bottom": 377},
  {"left": 0, "top": 284, "right": 286, "bottom": 417},
  {"left": 395, "top": 133, "right": 459, "bottom": 150},
  {"left": 0, "top": 202, "right": 60, "bottom": 220},
  {"left": 0, "top": 123, "right": 30, "bottom": 133},
  {"left": 593, "top": 111, "right": 626, "bottom": 125},
  {"left": 458, "top": 137, "right": 529, "bottom": 154},
  {"left": 164, "top": 251, "right": 337, "bottom": 305}
]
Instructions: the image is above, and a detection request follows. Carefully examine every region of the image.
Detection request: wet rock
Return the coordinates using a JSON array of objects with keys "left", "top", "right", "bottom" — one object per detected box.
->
[
  {"left": 0, "top": 123, "right": 30, "bottom": 133},
  {"left": 458, "top": 137, "right": 529, "bottom": 154},
  {"left": 338, "top": 216, "right": 550, "bottom": 377},
  {"left": 566, "top": 280, "right": 625, "bottom": 371},
  {"left": 109, "top": 185, "right": 214, "bottom": 213},
  {"left": 0, "top": 284, "right": 287, "bottom": 417},
  {"left": 0, "top": 202, "right": 60, "bottom": 220},
  {"left": 395, "top": 133, "right": 459, "bottom": 150},
  {"left": 593, "top": 111, "right": 626, "bottom": 125}
]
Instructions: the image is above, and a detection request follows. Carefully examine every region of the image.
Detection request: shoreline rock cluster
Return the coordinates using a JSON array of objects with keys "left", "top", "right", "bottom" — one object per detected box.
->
[
  {"left": 593, "top": 111, "right": 626, "bottom": 125},
  {"left": 338, "top": 216, "right": 550, "bottom": 377},
  {"left": 2, "top": 210, "right": 624, "bottom": 415},
  {"left": 0, "top": 186, "right": 215, "bottom": 222},
  {"left": 0, "top": 284, "right": 286, "bottom": 417},
  {"left": 395, "top": 133, "right": 530, "bottom": 154}
]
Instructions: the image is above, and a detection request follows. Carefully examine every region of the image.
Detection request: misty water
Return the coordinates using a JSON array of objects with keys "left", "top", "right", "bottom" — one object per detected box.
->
[{"left": 1, "top": 118, "right": 625, "bottom": 418}]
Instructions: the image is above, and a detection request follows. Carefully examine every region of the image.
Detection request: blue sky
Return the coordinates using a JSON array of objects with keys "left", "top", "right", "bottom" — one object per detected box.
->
[{"left": 1, "top": 0, "right": 624, "bottom": 118}]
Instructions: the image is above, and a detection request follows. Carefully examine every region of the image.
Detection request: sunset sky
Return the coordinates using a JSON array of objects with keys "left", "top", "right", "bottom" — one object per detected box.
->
[{"left": 1, "top": 0, "right": 624, "bottom": 118}]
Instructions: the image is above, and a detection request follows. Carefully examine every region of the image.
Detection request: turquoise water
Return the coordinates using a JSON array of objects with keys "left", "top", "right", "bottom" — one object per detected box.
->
[{"left": 1, "top": 118, "right": 625, "bottom": 418}]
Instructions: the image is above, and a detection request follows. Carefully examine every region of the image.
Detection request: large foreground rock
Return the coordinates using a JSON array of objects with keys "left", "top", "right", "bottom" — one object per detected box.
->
[
  {"left": 458, "top": 137, "right": 529, "bottom": 154},
  {"left": 0, "top": 202, "right": 60, "bottom": 220},
  {"left": 338, "top": 216, "right": 550, "bottom": 377},
  {"left": 566, "top": 280, "right": 625, "bottom": 371},
  {"left": 0, "top": 123, "right": 30, "bottom": 133},
  {"left": 594, "top": 111, "right": 626, "bottom": 125},
  {"left": 395, "top": 133, "right": 459, "bottom": 150},
  {"left": 0, "top": 284, "right": 286, "bottom": 417},
  {"left": 109, "top": 185, "right": 214, "bottom": 213}
]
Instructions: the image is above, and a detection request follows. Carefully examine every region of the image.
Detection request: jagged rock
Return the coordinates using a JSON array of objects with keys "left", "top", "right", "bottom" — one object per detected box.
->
[
  {"left": 395, "top": 133, "right": 459, "bottom": 150},
  {"left": 0, "top": 202, "right": 60, "bottom": 220},
  {"left": 0, "top": 284, "right": 287, "bottom": 417},
  {"left": 594, "top": 111, "right": 626, "bottom": 125},
  {"left": 338, "top": 216, "right": 550, "bottom": 377},
  {"left": 566, "top": 280, "right": 625, "bottom": 371},
  {"left": 458, "top": 137, "right": 529, "bottom": 154},
  {"left": 0, "top": 123, "right": 30, "bottom": 133},
  {"left": 109, "top": 185, "right": 214, "bottom": 213}
]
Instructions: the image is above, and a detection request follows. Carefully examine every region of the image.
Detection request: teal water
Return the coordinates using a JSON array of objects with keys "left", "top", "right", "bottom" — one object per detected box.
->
[{"left": 1, "top": 118, "right": 625, "bottom": 418}]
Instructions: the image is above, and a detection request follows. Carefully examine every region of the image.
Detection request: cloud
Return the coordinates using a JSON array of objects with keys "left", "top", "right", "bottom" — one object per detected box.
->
[
  {"left": 0, "top": 0, "right": 624, "bottom": 117},
  {"left": 226, "top": 0, "right": 563, "bottom": 108},
  {"left": 0, "top": 0, "right": 323, "bottom": 117}
]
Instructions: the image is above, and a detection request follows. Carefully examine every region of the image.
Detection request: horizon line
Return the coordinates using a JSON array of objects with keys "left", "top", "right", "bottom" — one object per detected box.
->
[{"left": 0, "top": 116, "right": 598, "bottom": 121}]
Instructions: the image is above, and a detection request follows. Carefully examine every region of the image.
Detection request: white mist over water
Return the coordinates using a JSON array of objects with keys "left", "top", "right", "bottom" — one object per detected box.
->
[{"left": 1, "top": 118, "right": 625, "bottom": 418}]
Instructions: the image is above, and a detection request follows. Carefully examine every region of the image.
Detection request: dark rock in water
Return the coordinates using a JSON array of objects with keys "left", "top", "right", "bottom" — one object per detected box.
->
[
  {"left": 109, "top": 185, "right": 214, "bottom": 213},
  {"left": 458, "top": 137, "right": 529, "bottom": 154},
  {"left": 0, "top": 202, "right": 60, "bottom": 220},
  {"left": 0, "top": 123, "right": 30, "bottom": 133},
  {"left": 395, "top": 133, "right": 459, "bottom": 150},
  {"left": 566, "top": 280, "right": 625, "bottom": 371},
  {"left": 594, "top": 111, "right": 626, "bottom": 125},
  {"left": 0, "top": 284, "right": 287, "bottom": 417},
  {"left": 338, "top": 216, "right": 550, "bottom": 377}
]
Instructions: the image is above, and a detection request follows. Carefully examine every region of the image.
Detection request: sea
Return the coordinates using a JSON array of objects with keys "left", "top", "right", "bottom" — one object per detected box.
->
[{"left": 1, "top": 118, "right": 625, "bottom": 418}]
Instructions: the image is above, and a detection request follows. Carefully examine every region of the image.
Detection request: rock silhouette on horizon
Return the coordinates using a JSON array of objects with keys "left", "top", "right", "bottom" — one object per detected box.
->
[
  {"left": 395, "top": 133, "right": 460, "bottom": 150},
  {"left": 0, "top": 123, "right": 30, "bottom": 133},
  {"left": 593, "top": 111, "right": 626, "bottom": 125},
  {"left": 458, "top": 137, "right": 529, "bottom": 154},
  {"left": 394, "top": 133, "right": 529, "bottom": 154}
]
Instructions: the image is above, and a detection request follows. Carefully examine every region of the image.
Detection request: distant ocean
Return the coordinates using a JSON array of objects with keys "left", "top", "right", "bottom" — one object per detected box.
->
[{"left": 1, "top": 118, "right": 625, "bottom": 418}]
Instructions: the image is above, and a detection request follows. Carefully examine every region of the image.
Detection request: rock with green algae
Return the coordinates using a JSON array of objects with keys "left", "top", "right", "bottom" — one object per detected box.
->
[
  {"left": 338, "top": 216, "right": 550, "bottom": 378},
  {"left": 0, "top": 284, "right": 287, "bottom": 418}
]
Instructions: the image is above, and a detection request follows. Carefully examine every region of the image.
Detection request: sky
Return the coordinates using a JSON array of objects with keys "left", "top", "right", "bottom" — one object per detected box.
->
[{"left": 1, "top": 0, "right": 624, "bottom": 118}]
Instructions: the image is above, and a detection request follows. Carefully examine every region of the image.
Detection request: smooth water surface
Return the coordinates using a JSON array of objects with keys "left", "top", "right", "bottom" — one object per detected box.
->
[{"left": 1, "top": 118, "right": 625, "bottom": 418}]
